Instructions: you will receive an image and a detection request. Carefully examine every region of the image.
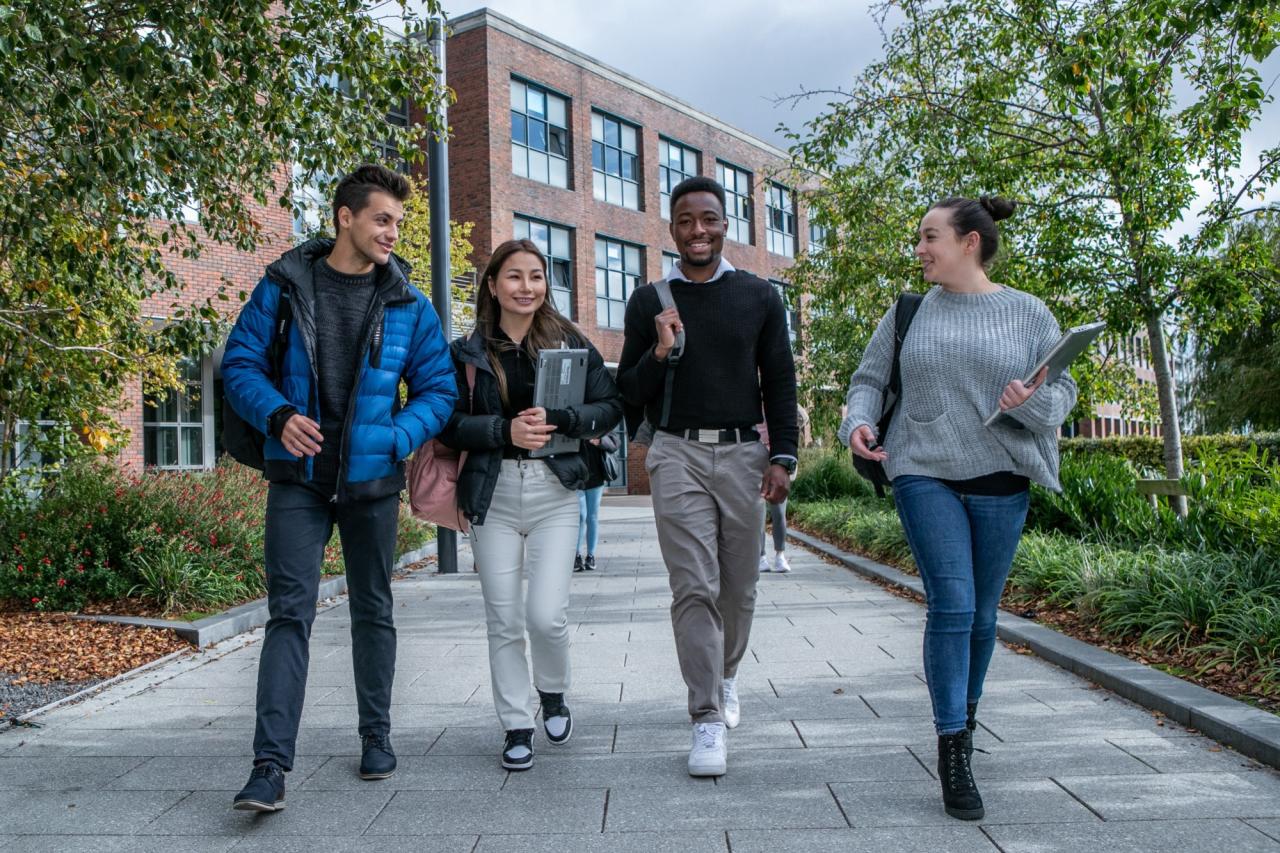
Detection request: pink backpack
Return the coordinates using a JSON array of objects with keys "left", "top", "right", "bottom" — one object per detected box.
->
[{"left": 407, "top": 363, "right": 476, "bottom": 533}]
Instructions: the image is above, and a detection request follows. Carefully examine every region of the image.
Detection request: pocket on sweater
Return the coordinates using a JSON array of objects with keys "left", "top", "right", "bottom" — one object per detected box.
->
[{"left": 902, "top": 411, "right": 963, "bottom": 467}]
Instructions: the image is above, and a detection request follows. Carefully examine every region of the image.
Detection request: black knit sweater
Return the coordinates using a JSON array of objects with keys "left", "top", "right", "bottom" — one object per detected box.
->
[
  {"left": 312, "top": 259, "right": 377, "bottom": 483},
  {"left": 616, "top": 270, "right": 799, "bottom": 458}
]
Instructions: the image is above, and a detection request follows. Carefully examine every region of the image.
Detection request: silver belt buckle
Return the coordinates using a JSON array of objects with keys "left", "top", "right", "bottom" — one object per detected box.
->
[{"left": 697, "top": 429, "right": 721, "bottom": 444}]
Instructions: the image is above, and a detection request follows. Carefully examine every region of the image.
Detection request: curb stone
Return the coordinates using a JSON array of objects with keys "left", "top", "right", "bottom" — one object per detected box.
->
[
  {"left": 788, "top": 527, "right": 1280, "bottom": 771},
  {"left": 74, "top": 540, "right": 439, "bottom": 648}
]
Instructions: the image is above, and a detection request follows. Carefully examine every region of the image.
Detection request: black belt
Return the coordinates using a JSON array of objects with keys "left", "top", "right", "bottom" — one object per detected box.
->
[{"left": 658, "top": 427, "right": 760, "bottom": 444}]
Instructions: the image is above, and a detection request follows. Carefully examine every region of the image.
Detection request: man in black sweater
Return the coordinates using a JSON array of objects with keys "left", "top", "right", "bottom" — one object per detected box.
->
[{"left": 617, "top": 176, "right": 797, "bottom": 777}]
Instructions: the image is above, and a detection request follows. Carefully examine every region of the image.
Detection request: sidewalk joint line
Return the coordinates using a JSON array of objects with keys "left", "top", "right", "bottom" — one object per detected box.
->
[
  {"left": 849, "top": 622, "right": 864, "bottom": 635},
  {"left": 904, "top": 744, "right": 936, "bottom": 779},
  {"left": 601, "top": 787, "right": 611, "bottom": 833},
  {"left": 1104, "top": 738, "right": 1162, "bottom": 773},
  {"left": 979, "top": 825, "right": 1010, "bottom": 852},
  {"left": 826, "top": 661, "right": 841, "bottom": 676},
  {"left": 1050, "top": 776, "right": 1107, "bottom": 821},
  {"left": 364, "top": 789, "right": 398, "bottom": 833},
  {"left": 424, "top": 727, "right": 446, "bottom": 754},
  {"left": 977, "top": 720, "right": 1005, "bottom": 743},
  {"left": 826, "top": 781, "right": 852, "bottom": 827},
  {"left": 792, "top": 720, "right": 808, "bottom": 748},
  {"left": 859, "top": 695, "right": 880, "bottom": 718},
  {"left": 1244, "top": 818, "right": 1280, "bottom": 844},
  {"left": 467, "top": 836, "right": 481, "bottom": 853},
  {"left": 724, "top": 828, "right": 733, "bottom": 851},
  {"left": 610, "top": 724, "right": 618, "bottom": 753},
  {"left": 877, "top": 645, "right": 895, "bottom": 660},
  {"left": 769, "top": 679, "right": 781, "bottom": 699}
]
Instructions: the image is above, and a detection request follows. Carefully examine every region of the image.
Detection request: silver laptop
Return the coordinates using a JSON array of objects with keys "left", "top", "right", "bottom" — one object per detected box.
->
[{"left": 530, "top": 348, "right": 589, "bottom": 458}]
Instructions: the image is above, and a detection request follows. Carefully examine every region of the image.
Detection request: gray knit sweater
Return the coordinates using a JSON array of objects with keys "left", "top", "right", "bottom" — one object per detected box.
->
[{"left": 838, "top": 285, "right": 1078, "bottom": 492}]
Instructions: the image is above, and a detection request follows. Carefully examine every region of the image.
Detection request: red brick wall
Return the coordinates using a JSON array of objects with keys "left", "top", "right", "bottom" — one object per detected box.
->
[
  {"left": 445, "top": 17, "right": 808, "bottom": 492},
  {"left": 118, "top": 164, "right": 295, "bottom": 471}
]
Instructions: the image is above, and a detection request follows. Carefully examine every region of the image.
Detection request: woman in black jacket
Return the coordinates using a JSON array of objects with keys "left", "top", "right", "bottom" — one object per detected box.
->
[{"left": 439, "top": 238, "right": 622, "bottom": 771}]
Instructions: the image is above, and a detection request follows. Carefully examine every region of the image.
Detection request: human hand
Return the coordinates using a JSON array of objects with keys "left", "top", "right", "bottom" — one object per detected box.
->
[
  {"left": 280, "top": 414, "right": 324, "bottom": 458},
  {"left": 761, "top": 464, "right": 791, "bottom": 504},
  {"left": 999, "top": 366, "right": 1048, "bottom": 412},
  {"left": 653, "top": 307, "right": 682, "bottom": 361},
  {"left": 849, "top": 424, "right": 885, "bottom": 462},
  {"left": 511, "top": 410, "right": 556, "bottom": 451}
]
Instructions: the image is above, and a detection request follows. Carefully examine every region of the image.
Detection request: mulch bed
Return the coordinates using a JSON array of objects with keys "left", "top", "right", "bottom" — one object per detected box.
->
[{"left": 791, "top": 521, "right": 1279, "bottom": 716}]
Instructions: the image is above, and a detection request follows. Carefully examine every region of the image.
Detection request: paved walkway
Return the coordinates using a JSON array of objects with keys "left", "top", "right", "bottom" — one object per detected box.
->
[{"left": 3, "top": 500, "right": 1279, "bottom": 852}]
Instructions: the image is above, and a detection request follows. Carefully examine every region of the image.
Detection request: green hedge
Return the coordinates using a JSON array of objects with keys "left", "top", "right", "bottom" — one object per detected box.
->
[
  {"left": 0, "top": 459, "right": 434, "bottom": 613},
  {"left": 1060, "top": 432, "right": 1280, "bottom": 470},
  {"left": 791, "top": 498, "right": 1280, "bottom": 693}
]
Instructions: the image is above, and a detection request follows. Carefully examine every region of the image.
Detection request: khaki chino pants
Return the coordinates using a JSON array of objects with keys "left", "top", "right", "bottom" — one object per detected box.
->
[{"left": 646, "top": 430, "right": 769, "bottom": 723}]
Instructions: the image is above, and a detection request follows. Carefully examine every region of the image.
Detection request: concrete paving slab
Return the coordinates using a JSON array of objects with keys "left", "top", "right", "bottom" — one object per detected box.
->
[
  {"left": 604, "top": 783, "right": 848, "bottom": 832},
  {"left": 366, "top": 789, "right": 606, "bottom": 835},
  {"left": 830, "top": 778, "right": 1098, "bottom": 826},
  {"left": 474, "top": 832, "right": 728, "bottom": 852},
  {"left": 728, "top": 827, "right": 999, "bottom": 853},
  {"left": 986, "top": 818, "right": 1280, "bottom": 852},
  {"left": 1053, "top": 772, "right": 1280, "bottom": 821},
  {"left": 0, "top": 789, "right": 188, "bottom": 835}
]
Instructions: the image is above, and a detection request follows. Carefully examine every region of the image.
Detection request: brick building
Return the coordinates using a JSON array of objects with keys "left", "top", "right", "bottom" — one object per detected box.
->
[
  {"left": 444, "top": 8, "right": 816, "bottom": 492},
  {"left": 99, "top": 8, "right": 817, "bottom": 494}
]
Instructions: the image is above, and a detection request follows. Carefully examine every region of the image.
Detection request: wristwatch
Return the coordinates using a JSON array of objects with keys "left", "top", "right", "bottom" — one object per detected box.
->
[{"left": 770, "top": 455, "right": 797, "bottom": 475}]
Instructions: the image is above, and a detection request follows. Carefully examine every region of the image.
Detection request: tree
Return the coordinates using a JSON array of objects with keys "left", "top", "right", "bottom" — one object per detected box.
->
[
  {"left": 788, "top": 0, "right": 1279, "bottom": 511},
  {"left": 0, "top": 1, "right": 448, "bottom": 474},
  {"left": 395, "top": 175, "right": 476, "bottom": 337},
  {"left": 1193, "top": 214, "right": 1280, "bottom": 432}
]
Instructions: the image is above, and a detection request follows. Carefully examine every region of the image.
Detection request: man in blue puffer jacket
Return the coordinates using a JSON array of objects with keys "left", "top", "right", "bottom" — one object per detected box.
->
[{"left": 222, "top": 165, "right": 456, "bottom": 812}]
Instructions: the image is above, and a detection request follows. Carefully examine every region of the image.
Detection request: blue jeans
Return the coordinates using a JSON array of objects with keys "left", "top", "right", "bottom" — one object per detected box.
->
[
  {"left": 892, "top": 475, "right": 1028, "bottom": 735},
  {"left": 577, "top": 485, "right": 604, "bottom": 555}
]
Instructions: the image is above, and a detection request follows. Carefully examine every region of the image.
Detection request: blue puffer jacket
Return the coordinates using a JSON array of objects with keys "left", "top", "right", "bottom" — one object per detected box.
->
[{"left": 222, "top": 239, "right": 457, "bottom": 501}]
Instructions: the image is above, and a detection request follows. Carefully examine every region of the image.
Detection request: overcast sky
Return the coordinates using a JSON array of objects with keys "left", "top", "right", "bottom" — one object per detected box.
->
[{"left": 428, "top": 1, "right": 1278, "bottom": 234}]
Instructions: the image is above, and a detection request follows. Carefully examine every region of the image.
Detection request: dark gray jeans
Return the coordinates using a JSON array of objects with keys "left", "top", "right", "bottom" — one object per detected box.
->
[{"left": 253, "top": 481, "right": 400, "bottom": 770}]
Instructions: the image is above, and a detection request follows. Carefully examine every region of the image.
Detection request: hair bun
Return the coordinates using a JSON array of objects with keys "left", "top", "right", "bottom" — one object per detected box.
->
[{"left": 979, "top": 196, "right": 1016, "bottom": 222}]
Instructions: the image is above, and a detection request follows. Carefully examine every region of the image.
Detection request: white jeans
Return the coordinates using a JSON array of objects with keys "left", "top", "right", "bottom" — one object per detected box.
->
[{"left": 470, "top": 458, "right": 580, "bottom": 731}]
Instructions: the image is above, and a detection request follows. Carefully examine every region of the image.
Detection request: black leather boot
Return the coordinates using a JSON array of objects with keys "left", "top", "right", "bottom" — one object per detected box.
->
[{"left": 938, "top": 731, "right": 984, "bottom": 820}]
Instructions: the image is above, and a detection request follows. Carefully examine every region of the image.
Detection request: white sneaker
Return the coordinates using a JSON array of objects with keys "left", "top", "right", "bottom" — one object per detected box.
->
[
  {"left": 688, "top": 722, "right": 727, "bottom": 777},
  {"left": 758, "top": 554, "right": 771, "bottom": 573},
  {"left": 723, "top": 676, "right": 741, "bottom": 729},
  {"left": 772, "top": 552, "right": 791, "bottom": 574}
]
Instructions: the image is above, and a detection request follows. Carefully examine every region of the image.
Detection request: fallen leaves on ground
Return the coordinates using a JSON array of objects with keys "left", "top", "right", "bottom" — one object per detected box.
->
[{"left": 0, "top": 613, "right": 190, "bottom": 685}]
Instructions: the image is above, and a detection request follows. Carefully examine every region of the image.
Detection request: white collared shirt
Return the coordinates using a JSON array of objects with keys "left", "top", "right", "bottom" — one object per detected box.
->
[{"left": 666, "top": 256, "right": 736, "bottom": 283}]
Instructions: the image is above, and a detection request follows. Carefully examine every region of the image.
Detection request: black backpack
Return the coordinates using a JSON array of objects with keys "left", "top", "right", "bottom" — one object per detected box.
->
[
  {"left": 221, "top": 289, "right": 293, "bottom": 470},
  {"left": 851, "top": 292, "right": 923, "bottom": 497}
]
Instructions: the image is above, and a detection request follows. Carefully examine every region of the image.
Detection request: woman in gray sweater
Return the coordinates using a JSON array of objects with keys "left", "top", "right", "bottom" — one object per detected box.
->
[{"left": 839, "top": 196, "right": 1077, "bottom": 821}]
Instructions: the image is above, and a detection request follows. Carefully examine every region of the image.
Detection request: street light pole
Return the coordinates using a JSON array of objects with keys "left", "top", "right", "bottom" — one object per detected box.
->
[{"left": 427, "top": 14, "right": 457, "bottom": 574}]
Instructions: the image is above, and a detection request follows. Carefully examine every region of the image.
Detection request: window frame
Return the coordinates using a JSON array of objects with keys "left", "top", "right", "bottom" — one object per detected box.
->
[
  {"left": 766, "top": 181, "right": 796, "bottom": 258},
  {"left": 658, "top": 136, "right": 700, "bottom": 220},
  {"left": 594, "top": 235, "right": 644, "bottom": 331},
  {"left": 510, "top": 76, "right": 571, "bottom": 189},
  {"left": 591, "top": 109, "right": 642, "bottom": 210},
  {"left": 144, "top": 355, "right": 215, "bottom": 471},
  {"left": 716, "top": 160, "right": 754, "bottom": 245},
  {"left": 514, "top": 214, "right": 575, "bottom": 319}
]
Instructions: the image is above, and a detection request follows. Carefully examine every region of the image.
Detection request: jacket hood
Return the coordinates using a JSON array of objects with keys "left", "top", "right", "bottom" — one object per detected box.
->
[{"left": 266, "top": 237, "right": 414, "bottom": 300}]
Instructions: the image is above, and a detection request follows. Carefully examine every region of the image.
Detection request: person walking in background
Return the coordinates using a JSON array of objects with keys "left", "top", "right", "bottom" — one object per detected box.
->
[
  {"left": 575, "top": 432, "right": 619, "bottom": 572},
  {"left": 222, "top": 165, "right": 457, "bottom": 811},
  {"left": 618, "top": 176, "right": 797, "bottom": 778},
  {"left": 438, "top": 239, "right": 622, "bottom": 771},
  {"left": 840, "top": 196, "right": 1077, "bottom": 821},
  {"left": 756, "top": 414, "right": 794, "bottom": 574}
]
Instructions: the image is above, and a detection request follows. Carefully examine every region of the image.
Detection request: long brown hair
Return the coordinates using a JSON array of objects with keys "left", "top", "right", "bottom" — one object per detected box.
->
[{"left": 476, "top": 239, "right": 583, "bottom": 406}]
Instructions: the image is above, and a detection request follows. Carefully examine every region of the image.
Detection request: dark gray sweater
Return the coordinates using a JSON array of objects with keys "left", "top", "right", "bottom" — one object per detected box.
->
[{"left": 312, "top": 259, "right": 377, "bottom": 483}]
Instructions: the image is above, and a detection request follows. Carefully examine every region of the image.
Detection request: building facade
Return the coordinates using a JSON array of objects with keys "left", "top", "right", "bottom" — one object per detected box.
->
[{"left": 444, "top": 8, "right": 815, "bottom": 492}]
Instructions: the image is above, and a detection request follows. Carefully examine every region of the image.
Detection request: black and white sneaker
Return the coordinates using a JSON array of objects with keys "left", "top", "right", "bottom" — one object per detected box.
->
[
  {"left": 538, "top": 690, "right": 573, "bottom": 745},
  {"left": 502, "top": 728, "right": 535, "bottom": 770}
]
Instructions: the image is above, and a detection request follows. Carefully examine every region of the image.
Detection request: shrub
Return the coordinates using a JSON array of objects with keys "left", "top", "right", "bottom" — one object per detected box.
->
[
  {"left": 0, "top": 458, "right": 435, "bottom": 612},
  {"left": 1060, "top": 432, "right": 1280, "bottom": 469},
  {"left": 792, "top": 447, "right": 881, "bottom": 503}
]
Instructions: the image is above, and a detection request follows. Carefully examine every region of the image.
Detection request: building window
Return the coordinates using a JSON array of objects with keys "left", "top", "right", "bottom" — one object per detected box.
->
[
  {"left": 511, "top": 78, "right": 569, "bottom": 188},
  {"left": 373, "top": 98, "right": 410, "bottom": 172},
  {"left": 514, "top": 215, "right": 574, "bottom": 318},
  {"left": 595, "top": 237, "right": 642, "bottom": 330},
  {"left": 766, "top": 182, "right": 796, "bottom": 257},
  {"left": 592, "top": 112, "right": 640, "bottom": 210},
  {"left": 808, "top": 216, "right": 829, "bottom": 254},
  {"left": 662, "top": 251, "right": 680, "bottom": 278},
  {"left": 716, "top": 161, "right": 753, "bottom": 245},
  {"left": 658, "top": 138, "right": 699, "bottom": 219},
  {"left": 292, "top": 165, "right": 332, "bottom": 239},
  {"left": 144, "top": 356, "right": 212, "bottom": 470},
  {"left": 770, "top": 280, "right": 799, "bottom": 345}
]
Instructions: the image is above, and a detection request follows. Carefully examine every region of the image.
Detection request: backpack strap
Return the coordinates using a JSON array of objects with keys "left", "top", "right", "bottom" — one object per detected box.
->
[
  {"left": 869, "top": 292, "right": 924, "bottom": 499},
  {"left": 268, "top": 287, "right": 294, "bottom": 381},
  {"left": 650, "top": 279, "right": 684, "bottom": 429}
]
